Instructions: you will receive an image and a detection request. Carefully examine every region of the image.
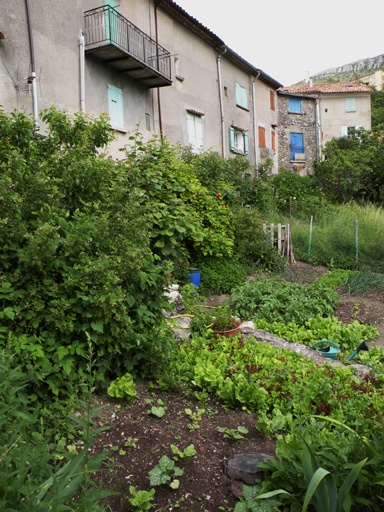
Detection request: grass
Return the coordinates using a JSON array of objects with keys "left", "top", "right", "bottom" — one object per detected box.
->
[{"left": 267, "top": 202, "right": 384, "bottom": 270}]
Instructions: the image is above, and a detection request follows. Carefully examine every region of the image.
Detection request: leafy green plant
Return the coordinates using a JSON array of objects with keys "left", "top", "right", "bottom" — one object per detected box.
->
[
  {"left": 107, "top": 373, "right": 137, "bottom": 401},
  {"left": 231, "top": 276, "right": 339, "bottom": 325},
  {"left": 184, "top": 408, "right": 205, "bottom": 430},
  {"left": 146, "top": 398, "right": 167, "bottom": 418},
  {"left": 128, "top": 486, "right": 155, "bottom": 511},
  {"left": 170, "top": 443, "right": 196, "bottom": 460},
  {"left": 217, "top": 426, "right": 249, "bottom": 440},
  {"left": 251, "top": 440, "right": 367, "bottom": 512},
  {"left": 212, "top": 304, "right": 239, "bottom": 332},
  {"left": 149, "top": 455, "right": 183, "bottom": 488},
  {"left": 254, "top": 315, "right": 378, "bottom": 352},
  {"left": 345, "top": 269, "right": 384, "bottom": 295}
]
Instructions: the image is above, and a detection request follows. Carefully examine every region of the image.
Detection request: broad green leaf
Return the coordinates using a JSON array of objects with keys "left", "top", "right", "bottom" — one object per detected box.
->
[{"left": 91, "top": 320, "right": 104, "bottom": 333}]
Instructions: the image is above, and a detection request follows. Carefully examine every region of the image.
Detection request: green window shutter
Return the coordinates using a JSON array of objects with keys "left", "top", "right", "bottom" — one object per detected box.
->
[
  {"left": 229, "top": 127, "right": 235, "bottom": 152},
  {"left": 346, "top": 98, "right": 356, "bottom": 112},
  {"left": 108, "top": 84, "right": 124, "bottom": 130},
  {"left": 243, "top": 132, "right": 249, "bottom": 155},
  {"left": 235, "top": 83, "right": 247, "bottom": 109}
]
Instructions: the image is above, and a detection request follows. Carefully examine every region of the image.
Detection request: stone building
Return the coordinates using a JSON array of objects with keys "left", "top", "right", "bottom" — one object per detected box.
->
[
  {"left": 277, "top": 92, "right": 317, "bottom": 175},
  {"left": 277, "top": 81, "right": 372, "bottom": 175}
]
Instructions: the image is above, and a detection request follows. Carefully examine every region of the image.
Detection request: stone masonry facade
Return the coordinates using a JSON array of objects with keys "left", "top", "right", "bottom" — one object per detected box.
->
[{"left": 277, "top": 94, "right": 317, "bottom": 175}]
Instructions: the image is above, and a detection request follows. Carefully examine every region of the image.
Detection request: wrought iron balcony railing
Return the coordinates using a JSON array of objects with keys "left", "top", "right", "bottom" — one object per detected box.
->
[{"left": 84, "top": 6, "right": 172, "bottom": 87}]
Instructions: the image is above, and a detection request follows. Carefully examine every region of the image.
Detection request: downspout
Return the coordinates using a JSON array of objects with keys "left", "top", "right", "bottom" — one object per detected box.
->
[
  {"left": 25, "top": 0, "right": 38, "bottom": 122},
  {"left": 252, "top": 70, "right": 261, "bottom": 171},
  {"left": 79, "top": 32, "right": 85, "bottom": 112},
  {"left": 154, "top": 0, "right": 163, "bottom": 140},
  {"left": 217, "top": 46, "right": 227, "bottom": 158},
  {"left": 316, "top": 94, "right": 322, "bottom": 161}
]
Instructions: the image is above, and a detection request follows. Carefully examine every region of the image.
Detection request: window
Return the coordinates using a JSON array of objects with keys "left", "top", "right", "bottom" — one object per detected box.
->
[
  {"left": 187, "top": 113, "right": 204, "bottom": 152},
  {"left": 235, "top": 83, "right": 248, "bottom": 110},
  {"left": 341, "top": 126, "right": 360, "bottom": 137},
  {"left": 229, "top": 127, "right": 248, "bottom": 154},
  {"left": 289, "top": 97, "right": 302, "bottom": 113},
  {"left": 108, "top": 84, "right": 124, "bottom": 130},
  {"left": 271, "top": 130, "right": 276, "bottom": 151},
  {"left": 145, "top": 113, "right": 150, "bottom": 131},
  {"left": 270, "top": 91, "right": 275, "bottom": 111},
  {"left": 290, "top": 133, "right": 304, "bottom": 160},
  {"left": 346, "top": 97, "right": 356, "bottom": 112},
  {"left": 258, "top": 126, "right": 266, "bottom": 148}
]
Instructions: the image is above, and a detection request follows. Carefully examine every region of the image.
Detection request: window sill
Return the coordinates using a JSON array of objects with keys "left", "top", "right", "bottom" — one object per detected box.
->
[
  {"left": 110, "top": 126, "right": 127, "bottom": 134},
  {"left": 230, "top": 149, "right": 247, "bottom": 155},
  {"left": 288, "top": 111, "right": 303, "bottom": 115},
  {"left": 236, "top": 104, "right": 249, "bottom": 112}
]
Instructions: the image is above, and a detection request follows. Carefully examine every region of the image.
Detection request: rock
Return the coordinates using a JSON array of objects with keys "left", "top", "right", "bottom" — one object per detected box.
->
[
  {"left": 225, "top": 453, "right": 273, "bottom": 486},
  {"left": 239, "top": 321, "right": 255, "bottom": 333}
]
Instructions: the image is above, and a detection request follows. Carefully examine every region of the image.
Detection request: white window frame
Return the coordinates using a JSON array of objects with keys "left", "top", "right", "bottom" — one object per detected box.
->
[{"left": 187, "top": 113, "right": 204, "bottom": 153}]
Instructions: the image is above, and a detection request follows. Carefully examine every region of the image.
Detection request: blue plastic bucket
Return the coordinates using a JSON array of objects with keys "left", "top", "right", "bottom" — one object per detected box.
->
[{"left": 187, "top": 268, "right": 201, "bottom": 287}]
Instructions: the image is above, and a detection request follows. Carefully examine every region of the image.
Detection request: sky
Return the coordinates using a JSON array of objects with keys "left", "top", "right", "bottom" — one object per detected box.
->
[{"left": 174, "top": 0, "right": 384, "bottom": 86}]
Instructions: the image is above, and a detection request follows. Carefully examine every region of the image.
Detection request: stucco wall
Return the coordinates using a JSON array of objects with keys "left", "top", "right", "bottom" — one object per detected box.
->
[
  {"left": 319, "top": 94, "right": 371, "bottom": 143},
  {"left": 277, "top": 95, "right": 317, "bottom": 175}
]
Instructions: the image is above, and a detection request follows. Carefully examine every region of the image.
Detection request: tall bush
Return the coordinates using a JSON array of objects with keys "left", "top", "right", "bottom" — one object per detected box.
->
[{"left": 0, "top": 108, "right": 173, "bottom": 396}]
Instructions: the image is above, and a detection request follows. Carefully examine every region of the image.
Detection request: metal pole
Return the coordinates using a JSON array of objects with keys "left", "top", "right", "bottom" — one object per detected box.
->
[
  {"left": 356, "top": 218, "right": 358, "bottom": 263},
  {"left": 308, "top": 215, "right": 313, "bottom": 254}
]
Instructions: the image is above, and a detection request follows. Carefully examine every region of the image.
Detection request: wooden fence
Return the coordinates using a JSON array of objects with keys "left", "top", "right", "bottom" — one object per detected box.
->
[{"left": 263, "top": 222, "right": 295, "bottom": 263}]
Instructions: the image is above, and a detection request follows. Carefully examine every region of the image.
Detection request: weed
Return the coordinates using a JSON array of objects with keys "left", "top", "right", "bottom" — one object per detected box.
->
[{"left": 185, "top": 408, "right": 205, "bottom": 430}]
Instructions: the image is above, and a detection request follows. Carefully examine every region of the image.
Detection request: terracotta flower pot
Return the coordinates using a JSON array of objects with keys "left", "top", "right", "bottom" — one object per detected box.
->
[{"left": 213, "top": 319, "right": 241, "bottom": 338}]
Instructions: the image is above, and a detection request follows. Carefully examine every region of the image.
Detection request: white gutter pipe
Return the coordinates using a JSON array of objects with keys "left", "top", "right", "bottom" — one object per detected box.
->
[
  {"left": 252, "top": 70, "right": 261, "bottom": 171},
  {"left": 79, "top": 32, "right": 86, "bottom": 112},
  {"left": 25, "top": 0, "right": 38, "bottom": 122},
  {"left": 217, "top": 46, "right": 227, "bottom": 158}
]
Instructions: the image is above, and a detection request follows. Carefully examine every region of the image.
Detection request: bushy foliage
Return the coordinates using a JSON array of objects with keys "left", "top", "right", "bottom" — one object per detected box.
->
[
  {"left": 231, "top": 207, "right": 285, "bottom": 270},
  {"left": 313, "top": 129, "right": 384, "bottom": 202},
  {"left": 0, "top": 348, "right": 111, "bottom": 511},
  {"left": 182, "top": 148, "right": 273, "bottom": 212},
  {"left": 371, "top": 88, "right": 384, "bottom": 132},
  {"left": 125, "top": 138, "right": 234, "bottom": 261},
  {"left": 0, "top": 108, "right": 175, "bottom": 396},
  {"left": 194, "top": 256, "right": 247, "bottom": 295},
  {"left": 272, "top": 170, "right": 327, "bottom": 216}
]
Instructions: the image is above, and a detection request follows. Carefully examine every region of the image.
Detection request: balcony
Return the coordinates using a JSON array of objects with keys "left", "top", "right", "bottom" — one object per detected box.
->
[{"left": 84, "top": 6, "right": 172, "bottom": 88}]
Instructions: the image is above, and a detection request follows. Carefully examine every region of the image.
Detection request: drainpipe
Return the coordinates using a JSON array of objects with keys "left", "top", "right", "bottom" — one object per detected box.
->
[
  {"left": 79, "top": 32, "right": 86, "bottom": 112},
  {"left": 252, "top": 70, "right": 261, "bottom": 172},
  {"left": 315, "top": 94, "right": 322, "bottom": 161},
  {"left": 25, "top": 0, "right": 38, "bottom": 122},
  {"left": 154, "top": 0, "right": 163, "bottom": 140},
  {"left": 217, "top": 46, "right": 227, "bottom": 158}
]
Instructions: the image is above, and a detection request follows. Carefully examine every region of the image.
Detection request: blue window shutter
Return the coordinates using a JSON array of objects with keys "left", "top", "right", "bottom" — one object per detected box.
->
[
  {"left": 289, "top": 98, "right": 301, "bottom": 113},
  {"left": 229, "top": 127, "right": 235, "bottom": 152},
  {"left": 290, "top": 133, "right": 304, "bottom": 160},
  {"left": 243, "top": 132, "right": 249, "bottom": 155},
  {"left": 236, "top": 84, "right": 247, "bottom": 109},
  {"left": 108, "top": 84, "right": 124, "bottom": 129}
]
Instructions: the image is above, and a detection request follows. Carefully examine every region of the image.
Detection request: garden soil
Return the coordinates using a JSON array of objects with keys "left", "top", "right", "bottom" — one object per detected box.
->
[{"left": 90, "top": 262, "right": 384, "bottom": 511}]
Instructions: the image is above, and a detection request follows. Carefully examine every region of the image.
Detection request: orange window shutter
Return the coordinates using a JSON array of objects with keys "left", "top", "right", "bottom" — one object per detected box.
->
[
  {"left": 270, "top": 91, "right": 275, "bottom": 111},
  {"left": 258, "top": 127, "right": 266, "bottom": 148},
  {"left": 272, "top": 131, "right": 276, "bottom": 151}
]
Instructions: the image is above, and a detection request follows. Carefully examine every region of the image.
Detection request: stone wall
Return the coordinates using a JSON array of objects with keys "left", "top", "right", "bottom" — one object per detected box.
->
[{"left": 277, "top": 95, "right": 317, "bottom": 175}]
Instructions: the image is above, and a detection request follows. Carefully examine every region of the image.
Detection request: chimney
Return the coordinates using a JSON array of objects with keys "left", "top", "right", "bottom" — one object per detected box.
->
[{"left": 309, "top": 78, "right": 313, "bottom": 88}]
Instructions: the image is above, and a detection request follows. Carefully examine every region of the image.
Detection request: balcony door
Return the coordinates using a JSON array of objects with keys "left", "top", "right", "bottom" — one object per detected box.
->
[{"left": 290, "top": 132, "right": 304, "bottom": 160}]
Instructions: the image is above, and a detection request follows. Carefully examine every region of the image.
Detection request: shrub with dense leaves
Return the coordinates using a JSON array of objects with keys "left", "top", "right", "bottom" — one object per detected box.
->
[{"left": 0, "top": 108, "right": 175, "bottom": 396}]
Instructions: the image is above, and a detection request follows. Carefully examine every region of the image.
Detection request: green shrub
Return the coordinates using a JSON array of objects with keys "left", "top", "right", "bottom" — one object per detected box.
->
[
  {"left": 231, "top": 207, "right": 285, "bottom": 270},
  {"left": 0, "top": 108, "right": 175, "bottom": 397},
  {"left": 0, "top": 348, "right": 111, "bottom": 511},
  {"left": 194, "top": 256, "right": 247, "bottom": 295}
]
